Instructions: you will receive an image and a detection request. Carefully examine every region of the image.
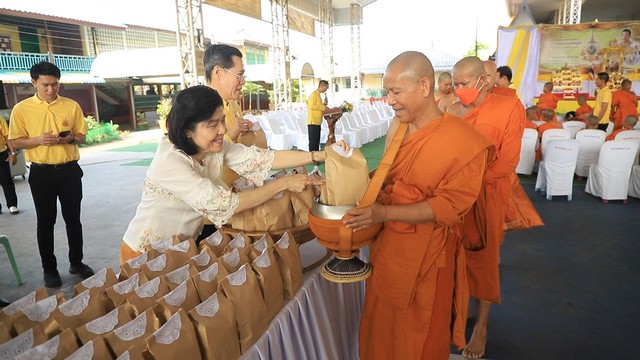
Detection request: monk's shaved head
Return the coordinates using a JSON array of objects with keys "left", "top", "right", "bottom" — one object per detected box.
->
[
  {"left": 386, "top": 51, "right": 435, "bottom": 87},
  {"left": 438, "top": 72, "right": 452, "bottom": 83},
  {"left": 453, "top": 56, "right": 486, "bottom": 79},
  {"left": 483, "top": 60, "right": 498, "bottom": 90}
]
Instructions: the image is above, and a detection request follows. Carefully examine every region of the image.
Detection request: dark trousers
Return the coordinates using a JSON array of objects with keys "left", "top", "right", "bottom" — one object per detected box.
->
[
  {"left": 0, "top": 150, "right": 17, "bottom": 209},
  {"left": 597, "top": 123, "right": 609, "bottom": 131},
  {"left": 28, "top": 161, "right": 84, "bottom": 272},
  {"left": 308, "top": 124, "right": 321, "bottom": 151}
]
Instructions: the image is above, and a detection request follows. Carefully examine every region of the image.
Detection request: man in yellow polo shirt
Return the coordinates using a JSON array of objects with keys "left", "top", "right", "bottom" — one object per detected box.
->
[
  {"left": 306, "top": 80, "right": 329, "bottom": 151},
  {"left": 0, "top": 114, "right": 19, "bottom": 215},
  {"left": 9, "top": 61, "right": 94, "bottom": 288},
  {"left": 594, "top": 72, "right": 612, "bottom": 131}
]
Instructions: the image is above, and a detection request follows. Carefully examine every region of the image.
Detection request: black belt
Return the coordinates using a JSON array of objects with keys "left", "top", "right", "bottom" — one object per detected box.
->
[{"left": 30, "top": 161, "right": 78, "bottom": 170}]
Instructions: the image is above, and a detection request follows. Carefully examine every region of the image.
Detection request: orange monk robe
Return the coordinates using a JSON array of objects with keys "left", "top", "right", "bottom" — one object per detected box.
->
[
  {"left": 462, "top": 93, "right": 525, "bottom": 304},
  {"left": 537, "top": 121, "right": 563, "bottom": 139},
  {"left": 612, "top": 90, "right": 639, "bottom": 130},
  {"left": 504, "top": 173, "right": 544, "bottom": 232},
  {"left": 606, "top": 128, "right": 628, "bottom": 141},
  {"left": 493, "top": 86, "right": 518, "bottom": 98},
  {"left": 537, "top": 93, "right": 558, "bottom": 111},
  {"left": 575, "top": 104, "right": 593, "bottom": 121},
  {"left": 524, "top": 119, "right": 538, "bottom": 130},
  {"left": 359, "top": 114, "right": 494, "bottom": 360}
]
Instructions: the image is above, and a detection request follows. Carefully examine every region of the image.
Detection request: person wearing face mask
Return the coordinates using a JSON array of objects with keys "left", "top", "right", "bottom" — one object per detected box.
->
[{"left": 449, "top": 56, "right": 525, "bottom": 359}]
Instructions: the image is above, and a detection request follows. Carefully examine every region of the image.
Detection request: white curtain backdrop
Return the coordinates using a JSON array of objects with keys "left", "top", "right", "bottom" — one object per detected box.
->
[{"left": 496, "top": 26, "right": 541, "bottom": 107}]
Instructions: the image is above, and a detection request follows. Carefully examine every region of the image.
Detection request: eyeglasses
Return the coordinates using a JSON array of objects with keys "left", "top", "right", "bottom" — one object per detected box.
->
[{"left": 222, "top": 67, "right": 247, "bottom": 82}]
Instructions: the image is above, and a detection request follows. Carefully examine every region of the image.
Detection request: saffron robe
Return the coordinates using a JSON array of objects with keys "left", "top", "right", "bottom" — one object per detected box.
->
[
  {"left": 575, "top": 104, "right": 593, "bottom": 121},
  {"left": 462, "top": 93, "right": 525, "bottom": 304},
  {"left": 493, "top": 86, "right": 517, "bottom": 98},
  {"left": 359, "top": 114, "right": 494, "bottom": 360},
  {"left": 611, "top": 90, "right": 639, "bottom": 130},
  {"left": 537, "top": 92, "right": 558, "bottom": 111}
]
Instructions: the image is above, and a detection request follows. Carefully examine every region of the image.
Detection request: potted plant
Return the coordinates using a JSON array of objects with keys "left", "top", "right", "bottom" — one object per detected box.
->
[{"left": 156, "top": 97, "right": 172, "bottom": 134}]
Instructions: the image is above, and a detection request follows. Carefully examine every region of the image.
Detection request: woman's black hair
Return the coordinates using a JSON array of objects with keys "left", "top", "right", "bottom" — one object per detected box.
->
[{"left": 167, "top": 85, "right": 223, "bottom": 155}]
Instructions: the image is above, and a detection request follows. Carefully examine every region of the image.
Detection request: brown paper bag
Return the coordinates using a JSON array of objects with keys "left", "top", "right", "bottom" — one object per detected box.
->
[
  {"left": 124, "top": 277, "right": 170, "bottom": 316},
  {"left": 51, "top": 289, "right": 107, "bottom": 330},
  {"left": 220, "top": 247, "right": 250, "bottom": 274},
  {"left": 65, "top": 335, "right": 111, "bottom": 360},
  {"left": 0, "top": 288, "right": 48, "bottom": 336},
  {"left": 106, "top": 272, "right": 147, "bottom": 309},
  {"left": 163, "top": 239, "right": 197, "bottom": 268},
  {"left": 76, "top": 303, "right": 134, "bottom": 345},
  {"left": 273, "top": 231, "right": 303, "bottom": 300},
  {"left": 11, "top": 293, "right": 64, "bottom": 337},
  {"left": 144, "top": 236, "right": 178, "bottom": 259},
  {"left": 199, "top": 230, "right": 231, "bottom": 257},
  {"left": 220, "top": 264, "right": 268, "bottom": 353},
  {"left": 119, "top": 252, "right": 150, "bottom": 281},
  {"left": 141, "top": 254, "right": 177, "bottom": 281},
  {"left": 192, "top": 261, "right": 229, "bottom": 302},
  {"left": 251, "top": 247, "right": 284, "bottom": 322},
  {"left": 105, "top": 308, "right": 160, "bottom": 357},
  {"left": 0, "top": 323, "right": 10, "bottom": 344},
  {"left": 13, "top": 328, "right": 78, "bottom": 360},
  {"left": 154, "top": 278, "right": 200, "bottom": 323},
  {"left": 163, "top": 263, "right": 199, "bottom": 291},
  {"left": 145, "top": 309, "right": 201, "bottom": 360},
  {"left": 290, "top": 185, "right": 315, "bottom": 226},
  {"left": 187, "top": 290, "right": 240, "bottom": 360},
  {"left": 0, "top": 327, "right": 46, "bottom": 359},
  {"left": 115, "top": 345, "right": 146, "bottom": 360},
  {"left": 224, "top": 232, "right": 252, "bottom": 257},
  {"left": 230, "top": 188, "right": 294, "bottom": 231},
  {"left": 73, "top": 268, "right": 119, "bottom": 296},
  {"left": 249, "top": 234, "right": 275, "bottom": 261},
  {"left": 187, "top": 246, "right": 218, "bottom": 273},
  {"left": 323, "top": 144, "right": 369, "bottom": 205},
  {"left": 237, "top": 126, "right": 268, "bottom": 149}
]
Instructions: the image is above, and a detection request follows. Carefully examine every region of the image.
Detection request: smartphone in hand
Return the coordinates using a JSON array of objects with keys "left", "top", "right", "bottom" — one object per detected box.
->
[{"left": 59, "top": 130, "right": 71, "bottom": 137}]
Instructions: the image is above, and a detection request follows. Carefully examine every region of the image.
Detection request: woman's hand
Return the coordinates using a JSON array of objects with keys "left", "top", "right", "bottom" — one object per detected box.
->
[
  {"left": 343, "top": 202, "right": 387, "bottom": 232},
  {"left": 314, "top": 140, "right": 350, "bottom": 163},
  {"left": 279, "top": 174, "right": 323, "bottom": 193}
]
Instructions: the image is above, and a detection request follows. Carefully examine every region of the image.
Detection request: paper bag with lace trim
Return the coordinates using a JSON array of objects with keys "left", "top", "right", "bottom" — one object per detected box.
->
[
  {"left": 154, "top": 278, "right": 201, "bottom": 323},
  {"left": 0, "top": 327, "right": 46, "bottom": 360},
  {"left": 105, "top": 272, "right": 148, "bottom": 309},
  {"left": 162, "top": 239, "right": 197, "bottom": 268},
  {"left": 223, "top": 233, "right": 252, "bottom": 258},
  {"left": 145, "top": 309, "right": 201, "bottom": 360},
  {"left": 251, "top": 247, "right": 284, "bottom": 322},
  {"left": 237, "top": 123, "right": 268, "bottom": 149},
  {"left": 143, "top": 235, "right": 179, "bottom": 259},
  {"left": 199, "top": 230, "right": 231, "bottom": 257},
  {"left": 73, "top": 268, "right": 118, "bottom": 296},
  {"left": 65, "top": 335, "right": 110, "bottom": 360},
  {"left": 289, "top": 166, "right": 316, "bottom": 226},
  {"left": 141, "top": 253, "right": 178, "bottom": 281},
  {"left": 11, "top": 293, "right": 64, "bottom": 337},
  {"left": 105, "top": 308, "right": 160, "bottom": 358},
  {"left": 50, "top": 289, "right": 108, "bottom": 330},
  {"left": 192, "top": 260, "right": 229, "bottom": 302},
  {"left": 322, "top": 144, "right": 369, "bottom": 206},
  {"left": 115, "top": 345, "right": 146, "bottom": 360},
  {"left": 229, "top": 176, "right": 295, "bottom": 231},
  {"left": 249, "top": 234, "right": 275, "bottom": 261},
  {"left": 187, "top": 246, "right": 218, "bottom": 273},
  {"left": 124, "top": 276, "right": 170, "bottom": 316},
  {"left": 273, "top": 231, "right": 303, "bottom": 300},
  {"left": 220, "top": 264, "right": 268, "bottom": 353},
  {"left": 76, "top": 303, "right": 135, "bottom": 345},
  {"left": 0, "top": 288, "right": 48, "bottom": 336},
  {"left": 187, "top": 290, "right": 240, "bottom": 360},
  {"left": 163, "top": 263, "right": 199, "bottom": 291},
  {"left": 0, "top": 323, "right": 10, "bottom": 344},
  {"left": 13, "top": 328, "right": 78, "bottom": 360},
  {"left": 119, "top": 252, "right": 151, "bottom": 281},
  {"left": 220, "top": 247, "right": 251, "bottom": 274}
]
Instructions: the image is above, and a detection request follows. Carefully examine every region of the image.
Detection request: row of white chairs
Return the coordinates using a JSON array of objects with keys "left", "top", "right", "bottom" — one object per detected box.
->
[{"left": 243, "top": 101, "right": 393, "bottom": 151}]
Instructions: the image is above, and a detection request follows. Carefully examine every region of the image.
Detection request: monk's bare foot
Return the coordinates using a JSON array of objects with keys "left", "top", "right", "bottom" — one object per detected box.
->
[{"left": 462, "top": 325, "right": 487, "bottom": 359}]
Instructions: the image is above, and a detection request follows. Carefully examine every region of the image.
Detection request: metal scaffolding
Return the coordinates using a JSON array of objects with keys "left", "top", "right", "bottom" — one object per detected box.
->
[
  {"left": 559, "top": 0, "right": 581, "bottom": 24},
  {"left": 175, "top": 0, "right": 204, "bottom": 89},
  {"left": 271, "top": 0, "right": 292, "bottom": 110},
  {"left": 350, "top": 3, "right": 362, "bottom": 102},
  {"left": 319, "top": 0, "right": 334, "bottom": 102}
]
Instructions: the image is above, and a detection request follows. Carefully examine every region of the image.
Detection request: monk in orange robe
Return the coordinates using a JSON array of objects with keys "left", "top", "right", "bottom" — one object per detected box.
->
[
  {"left": 537, "top": 108, "right": 563, "bottom": 139},
  {"left": 435, "top": 71, "right": 456, "bottom": 112},
  {"left": 449, "top": 56, "right": 525, "bottom": 359},
  {"left": 611, "top": 79, "right": 639, "bottom": 130},
  {"left": 575, "top": 95, "right": 593, "bottom": 121},
  {"left": 525, "top": 106, "right": 539, "bottom": 130},
  {"left": 493, "top": 65, "right": 518, "bottom": 98},
  {"left": 345, "top": 51, "right": 494, "bottom": 360},
  {"left": 606, "top": 115, "right": 638, "bottom": 141},
  {"left": 537, "top": 82, "right": 558, "bottom": 120}
]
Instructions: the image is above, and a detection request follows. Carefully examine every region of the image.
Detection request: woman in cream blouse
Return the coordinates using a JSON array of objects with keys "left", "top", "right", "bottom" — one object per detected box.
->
[{"left": 121, "top": 86, "right": 347, "bottom": 262}]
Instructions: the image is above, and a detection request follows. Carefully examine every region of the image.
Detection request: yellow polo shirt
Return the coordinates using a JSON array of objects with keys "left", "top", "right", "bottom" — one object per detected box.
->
[
  {"left": 594, "top": 86, "right": 612, "bottom": 124},
  {"left": 223, "top": 100, "right": 241, "bottom": 143},
  {"left": 306, "top": 90, "right": 326, "bottom": 125},
  {"left": 0, "top": 116, "right": 9, "bottom": 152},
  {"left": 9, "top": 94, "right": 86, "bottom": 164}
]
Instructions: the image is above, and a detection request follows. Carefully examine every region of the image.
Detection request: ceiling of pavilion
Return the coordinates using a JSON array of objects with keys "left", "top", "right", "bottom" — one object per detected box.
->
[{"left": 506, "top": 0, "right": 640, "bottom": 24}]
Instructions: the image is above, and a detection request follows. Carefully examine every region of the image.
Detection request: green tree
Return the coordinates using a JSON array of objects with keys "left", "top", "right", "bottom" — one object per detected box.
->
[
  {"left": 242, "top": 82, "right": 266, "bottom": 110},
  {"left": 464, "top": 41, "right": 490, "bottom": 57}
]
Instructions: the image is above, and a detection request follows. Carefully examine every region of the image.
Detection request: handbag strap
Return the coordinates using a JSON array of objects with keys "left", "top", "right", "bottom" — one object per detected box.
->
[{"left": 358, "top": 122, "right": 408, "bottom": 208}]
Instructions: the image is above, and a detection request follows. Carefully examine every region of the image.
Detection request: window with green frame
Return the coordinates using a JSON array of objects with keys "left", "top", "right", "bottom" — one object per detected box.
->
[{"left": 245, "top": 46, "right": 268, "bottom": 65}]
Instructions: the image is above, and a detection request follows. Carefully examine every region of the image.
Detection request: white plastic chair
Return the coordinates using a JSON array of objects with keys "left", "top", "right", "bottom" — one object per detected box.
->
[
  {"left": 562, "top": 121, "right": 586, "bottom": 139},
  {"left": 575, "top": 130, "right": 606, "bottom": 178},
  {"left": 585, "top": 140, "right": 639, "bottom": 203},
  {"left": 540, "top": 128, "right": 572, "bottom": 159},
  {"left": 516, "top": 128, "right": 538, "bottom": 175},
  {"left": 266, "top": 116, "right": 293, "bottom": 150},
  {"left": 605, "top": 122, "right": 614, "bottom": 135},
  {"left": 535, "top": 139, "right": 580, "bottom": 200},
  {"left": 628, "top": 165, "right": 640, "bottom": 198},
  {"left": 614, "top": 130, "right": 640, "bottom": 165},
  {"left": 341, "top": 113, "right": 370, "bottom": 146}
]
